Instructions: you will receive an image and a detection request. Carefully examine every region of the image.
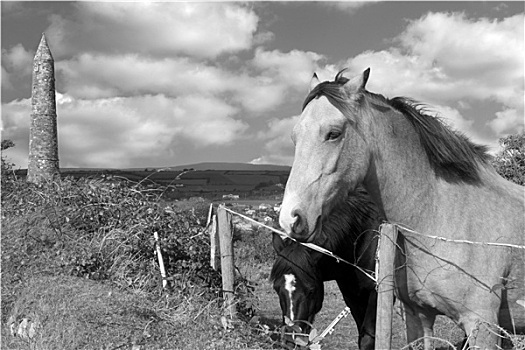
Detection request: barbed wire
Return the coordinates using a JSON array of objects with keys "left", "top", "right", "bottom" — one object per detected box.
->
[
  {"left": 220, "top": 206, "right": 377, "bottom": 283},
  {"left": 394, "top": 222, "right": 525, "bottom": 250}
]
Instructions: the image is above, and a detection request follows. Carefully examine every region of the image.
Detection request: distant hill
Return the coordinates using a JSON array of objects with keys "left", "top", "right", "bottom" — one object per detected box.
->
[
  {"left": 28, "top": 162, "right": 290, "bottom": 173},
  {"left": 126, "top": 162, "right": 291, "bottom": 172}
]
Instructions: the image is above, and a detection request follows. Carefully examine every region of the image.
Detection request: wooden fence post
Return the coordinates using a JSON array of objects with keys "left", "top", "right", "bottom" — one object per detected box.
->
[
  {"left": 206, "top": 203, "right": 213, "bottom": 227},
  {"left": 209, "top": 213, "right": 219, "bottom": 270},
  {"left": 153, "top": 231, "right": 167, "bottom": 289},
  {"left": 375, "top": 223, "right": 398, "bottom": 350},
  {"left": 217, "top": 205, "right": 236, "bottom": 318}
]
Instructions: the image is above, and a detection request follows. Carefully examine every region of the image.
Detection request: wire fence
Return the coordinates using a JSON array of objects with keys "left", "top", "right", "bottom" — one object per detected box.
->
[{"left": 206, "top": 204, "right": 524, "bottom": 350}]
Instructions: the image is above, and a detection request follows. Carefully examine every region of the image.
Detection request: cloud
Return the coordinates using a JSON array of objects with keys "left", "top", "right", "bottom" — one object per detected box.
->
[
  {"left": 2, "top": 44, "right": 33, "bottom": 76},
  {"left": 316, "top": 1, "right": 377, "bottom": 15},
  {"left": 234, "top": 48, "right": 327, "bottom": 113},
  {"left": 251, "top": 48, "right": 325, "bottom": 89},
  {"left": 340, "top": 12, "right": 524, "bottom": 140},
  {"left": 487, "top": 109, "right": 525, "bottom": 135},
  {"left": 399, "top": 12, "right": 523, "bottom": 77},
  {"left": 0, "top": 98, "right": 31, "bottom": 168},
  {"left": 251, "top": 115, "right": 299, "bottom": 166},
  {"left": 2, "top": 93, "right": 248, "bottom": 168},
  {"left": 398, "top": 12, "right": 524, "bottom": 108},
  {"left": 58, "top": 47, "right": 327, "bottom": 114},
  {"left": 429, "top": 104, "right": 474, "bottom": 132},
  {"left": 58, "top": 53, "right": 237, "bottom": 99},
  {"left": 47, "top": 2, "right": 259, "bottom": 59},
  {"left": 0, "top": 1, "right": 24, "bottom": 16},
  {"left": 1, "top": 66, "right": 14, "bottom": 91}
]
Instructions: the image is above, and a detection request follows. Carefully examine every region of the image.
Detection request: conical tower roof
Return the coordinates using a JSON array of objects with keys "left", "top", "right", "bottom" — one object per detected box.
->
[{"left": 34, "top": 33, "right": 53, "bottom": 61}]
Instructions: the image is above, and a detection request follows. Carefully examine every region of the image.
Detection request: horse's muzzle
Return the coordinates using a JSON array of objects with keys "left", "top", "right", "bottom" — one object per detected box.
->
[{"left": 281, "top": 323, "right": 310, "bottom": 348}]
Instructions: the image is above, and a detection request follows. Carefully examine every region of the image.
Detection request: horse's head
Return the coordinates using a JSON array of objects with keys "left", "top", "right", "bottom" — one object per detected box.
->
[
  {"left": 279, "top": 68, "right": 372, "bottom": 242},
  {"left": 270, "top": 233, "right": 324, "bottom": 338}
]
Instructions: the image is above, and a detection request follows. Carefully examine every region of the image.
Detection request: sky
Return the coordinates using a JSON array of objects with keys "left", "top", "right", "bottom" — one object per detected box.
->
[{"left": 1, "top": 1, "right": 524, "bottom": 169}]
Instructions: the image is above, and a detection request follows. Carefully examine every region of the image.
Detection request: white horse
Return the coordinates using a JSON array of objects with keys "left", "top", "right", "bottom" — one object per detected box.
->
[{"left": 279, "top": 68, "right": 525, "bottom": 349}]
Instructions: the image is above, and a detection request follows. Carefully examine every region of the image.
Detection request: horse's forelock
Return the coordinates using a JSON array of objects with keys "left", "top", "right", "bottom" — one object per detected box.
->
[
  {"left": 301, "top": 70, "right": 363, "bottom": 131},
  {"left": 302, "top": 69, "right": 351, "bottom": 110},
  {"left": 270, "top": 244, "right": 321, "bottom": 292}
]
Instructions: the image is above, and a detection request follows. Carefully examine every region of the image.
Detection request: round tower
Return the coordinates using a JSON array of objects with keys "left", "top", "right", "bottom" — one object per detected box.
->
[{"left": 28, "top": 33, "right": 59, "bottom": 183}]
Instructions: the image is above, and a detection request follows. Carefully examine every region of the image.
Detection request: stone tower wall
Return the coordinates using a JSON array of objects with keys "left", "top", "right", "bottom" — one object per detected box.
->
[{"left": 27, "top": 34, "right": 59, "bottom": 183}]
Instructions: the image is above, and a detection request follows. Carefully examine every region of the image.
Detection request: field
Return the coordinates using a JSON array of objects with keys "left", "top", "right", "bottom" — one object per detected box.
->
[
  {"left": 13, "top": 167, "right": 290, "bottom": 200},
  {"left": 1, "top": 173, "right": 523, "bottom": 349}
]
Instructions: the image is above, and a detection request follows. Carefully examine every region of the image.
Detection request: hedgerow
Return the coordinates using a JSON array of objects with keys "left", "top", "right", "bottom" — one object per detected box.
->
[
  {"left": 2, "top": 175, "right": 222, "bottom": 302},
  {"left": 2, "top": 174, "right": 278, "bottom": 349}
]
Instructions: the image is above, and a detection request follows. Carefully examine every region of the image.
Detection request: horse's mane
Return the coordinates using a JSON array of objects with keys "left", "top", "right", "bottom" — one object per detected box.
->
[
  {"left": 269, "top": 187, "right": 380, "bottom": 291},
  {"left": 302, "top": 70, "right": 491, "bottom": 184},
  {"left": 318, "top": 186, "right": 380, "bottom": 253}
]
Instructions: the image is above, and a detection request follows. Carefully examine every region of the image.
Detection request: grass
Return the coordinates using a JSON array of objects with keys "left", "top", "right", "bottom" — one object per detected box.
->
[
  {"left": 5, "top": 275, "right": 162, "bottom": 349},
  {"left": 2, "top": 274, "right": 277, "bottom": 350}
]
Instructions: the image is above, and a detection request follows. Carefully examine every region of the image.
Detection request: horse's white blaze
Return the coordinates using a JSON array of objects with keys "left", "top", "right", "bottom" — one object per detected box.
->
[{"left": 284, "top": 274, "right": 296, "bottom": 321}]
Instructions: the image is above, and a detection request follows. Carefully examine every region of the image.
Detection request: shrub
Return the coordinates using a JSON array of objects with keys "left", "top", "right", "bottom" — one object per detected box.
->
[
  {"left": 2, "top": 175, "right": 277, "bottom": 349},
  {"left": 492, "top": 133, "right": 525, "bottom": 186},
  {"left": 1, "top": 176, "right": 222, "bottom": 299}
]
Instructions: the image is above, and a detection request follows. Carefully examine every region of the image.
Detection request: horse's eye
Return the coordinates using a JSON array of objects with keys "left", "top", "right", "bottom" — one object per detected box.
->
[{"left": 325, "top": 130, "right": 342, "bottom": 141}]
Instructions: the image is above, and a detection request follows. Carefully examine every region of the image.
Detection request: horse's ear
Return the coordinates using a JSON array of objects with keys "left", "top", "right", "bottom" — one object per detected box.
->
[
  {"left": 272, "top": 232, "right": 287, "bottom": 253},
  {"left": 309, "top": 73, "right": 321, "bottom": 92},
  {"left": 343, "top": 68, "right": 370, "bottom": 93}
]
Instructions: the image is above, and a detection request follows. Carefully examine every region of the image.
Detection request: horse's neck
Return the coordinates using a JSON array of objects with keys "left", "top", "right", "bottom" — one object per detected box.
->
[{"left": 363, "top": 111, "right": 439, "bottom": 228}]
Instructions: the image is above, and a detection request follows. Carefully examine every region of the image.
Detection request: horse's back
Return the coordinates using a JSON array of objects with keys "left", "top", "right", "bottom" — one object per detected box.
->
[
  {"left": 399, "top": 169, "right": 525, "bottom": 332},
  {"left": 435, "top": 168, "right": 523, "bottom": 243}
]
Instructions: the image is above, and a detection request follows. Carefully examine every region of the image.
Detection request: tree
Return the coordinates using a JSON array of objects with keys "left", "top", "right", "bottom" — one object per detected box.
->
[
  {"left": 1, "top": 139, "right": 15, "bottom": 151},
  {"left": 1, "top": 139, "right": 16, "bottom": 189},
  {"left": 492, "top": 133, "right": 525, "bottom": 186},
  {"left": 1, "top": 139, "right": 15, "bottom": 172}
]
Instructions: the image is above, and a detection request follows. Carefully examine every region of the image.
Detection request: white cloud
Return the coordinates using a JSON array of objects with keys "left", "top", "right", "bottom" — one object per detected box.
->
[
  {"left": 316, "top": 1, "right": 377, "bottom": 15},
  {"left": 233, "top": 78, "right": 288, "bottom": 113},
  {"left": 233, "top": 48, "right": 327, "bottom": 113},
  {"left": 487, "top": 109, "right": 525, "bottom": 135},
  {"left": 399, "top": 12, "right": 523, "bottom": 79},
  {"left": 47, "top": 2, "right": 259, "bottom": 59},
  {"left": 430, "top": 104, "right": 474, "bottom": 133},
  {"left": 1, "top": 66, "right": 14, "bottom": 90},
  {"left": 2, "top": 44, "right": 33, "bottom": 76},
  {"left": 0, "top": 98, "right": 31, "bottom": 168},
  {"left": 252, "top": 48, "right": 325, "bottom": 89},
  {"left": 1, "top": 97, "right": 30, "bottom": 132},
  {"left": 340, "top": 12, "right": 524, "bottom": 140},
  {"left": 2, "top": 93, "right": 248, "bottom": 168},
  {"left": 397, "top": 12, "right": 524, "bottom": 108},
  {"left": 58, "top": 48, "right": 328, "bottom": 114},
  {"left": 251, "top": 115, "right": 299, "bottom": 166},
  {"left": 58, "top": 54, "right": 236, "bottom": 99}
]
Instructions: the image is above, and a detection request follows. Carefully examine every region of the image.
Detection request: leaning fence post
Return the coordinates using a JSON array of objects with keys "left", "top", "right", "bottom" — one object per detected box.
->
[
  {"left": 217, "top": 204, "right": 236, "bottom": 318},
  {"left": 153, "top": 231, "right": 167, "bottom": 289},
  {"left": 206, "top": 203, "right": 213, "bottom": 227},
  {"left": 209, "top": 211, "right": 219, "bottom": 270},
  {"left": 375, "top": 223, "right": 398, "bottom": 350}
]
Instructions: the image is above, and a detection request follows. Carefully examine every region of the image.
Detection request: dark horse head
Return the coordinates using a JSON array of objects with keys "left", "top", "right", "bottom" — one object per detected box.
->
[{"left": 270, "top": 187, "right": 381, "bottom": 350}]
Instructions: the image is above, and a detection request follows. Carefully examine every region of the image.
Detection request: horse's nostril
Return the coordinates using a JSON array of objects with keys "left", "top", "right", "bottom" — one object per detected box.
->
[{"left": 291, "top": 208, "right": 307, "bottom": 235}]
